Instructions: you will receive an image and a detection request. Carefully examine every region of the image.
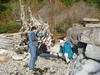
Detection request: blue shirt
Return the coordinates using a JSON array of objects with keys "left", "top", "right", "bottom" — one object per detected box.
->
[
  {"left": 59, "top": 41, "right": 73, "bottom": 58},
  {"left": 28, "top": 31, "right": 38, "bottom": 47},
  {"left": 39, "top": 32, "right": 44, "bottom": 38}
]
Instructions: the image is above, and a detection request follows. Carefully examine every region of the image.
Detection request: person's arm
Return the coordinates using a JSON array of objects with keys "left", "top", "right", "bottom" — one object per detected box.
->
[
  {"left": 68, "top": 41, "right": 73, "bottom": 47},
  {"left": 28, "top": 32, "right": 32, "bottom": 43},
  {"left": 64, "top": 44, "right": 69, "bottom": 53},
  {"left": 32, "top": 32, "right": 37, "bottom": 41}
]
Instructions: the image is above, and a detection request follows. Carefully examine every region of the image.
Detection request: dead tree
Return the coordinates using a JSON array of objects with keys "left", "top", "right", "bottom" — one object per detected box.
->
[
  {"left": 19, "top": 0, "right": 28, "bottom": 32},
  {"left": 15, "top": 0, "right": 52, "bottom": 52}
]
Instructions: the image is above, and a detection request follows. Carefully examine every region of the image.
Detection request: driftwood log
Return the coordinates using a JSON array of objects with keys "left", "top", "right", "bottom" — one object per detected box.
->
[{"left": 15, "top": 0, "right": 52, "bottom": 52}]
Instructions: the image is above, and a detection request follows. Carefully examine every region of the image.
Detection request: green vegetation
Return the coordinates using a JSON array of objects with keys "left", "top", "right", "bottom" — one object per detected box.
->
[
  {"left": 0, "top": 0, "right": 100, "bottom": 34},
  {"left": 25, "top": 0, "right": 44, "bottom": 5},
  {"left": 61, "top": 0, "right": 80, "bottom": 6},
  {"left": 0, "top": 24, "right": 22, "bottom": 34},
  {"left": 84, "top": 0, "right": 100, "bottom": 9},
  {"left": 37, "top": 0, "right": 44, "bottom": 4},
  {"left": 50, "top": 23, "right": 72, "bottom": 34},
  {"left": 0, "top": 0, "right": 21, "bottom": 33},
  {"left": 61, "top": 0, "right": 100, "bottom": 9},
  {"left": 0, "top": 0, "right": 12, "bottom": 14},
  {"left": 0, "top": 0, "right": 14, "bottom": 27},
  {"left": 0, "top": 2, "right": 12, "bottom": 14},
  {"left": 50, "top": 23, "right": 72, "bottom": 41}
]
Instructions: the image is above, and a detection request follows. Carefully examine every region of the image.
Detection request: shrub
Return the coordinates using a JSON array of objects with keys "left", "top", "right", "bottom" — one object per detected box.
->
[
  {"left": 84, "top": 0, "right": 100, "bottom": 9},
  {"left": 0, "top": 24, "right": 22, "bottom": 34},
  {"left": 50, "top": 23, "right": 72, "bottom": 34},
  {"left": 37, "top": 0, "right": 44, "bottom": 3},
  {"left": 61, "top": 0, "right": 80, "bottom": 6},
  {"left": 61, "top": 0, "right": 100, "bottom": 9}
]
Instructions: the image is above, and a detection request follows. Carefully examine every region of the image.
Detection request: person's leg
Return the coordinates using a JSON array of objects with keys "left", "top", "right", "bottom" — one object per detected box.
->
[
  {"left": 64, "top": 53, "right": 70, "bottom": 63},
  {"left": 39, "top": 53, "right": 58, "bottom": 58},
  {"left": 29, "top": 45, "right": 36, "bottom": 70}
]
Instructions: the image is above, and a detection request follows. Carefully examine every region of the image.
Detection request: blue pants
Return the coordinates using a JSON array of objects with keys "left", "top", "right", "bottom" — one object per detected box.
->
[
  {"left": 39, "top": 53, "right": 58, "bottom": 58},
  {"left": 28, "top": 44, "right": 37, "bottom": 69}
]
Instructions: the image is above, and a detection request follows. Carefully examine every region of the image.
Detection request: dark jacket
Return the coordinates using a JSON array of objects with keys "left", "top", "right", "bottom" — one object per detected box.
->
[{"left": 39, "top": 43, "right": 49, "bottom": 54}]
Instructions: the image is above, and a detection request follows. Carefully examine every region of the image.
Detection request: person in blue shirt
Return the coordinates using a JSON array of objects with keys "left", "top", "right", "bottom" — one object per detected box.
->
[
  {"left": 39, "top": 31, "right": 44, "bottom": 39},
  {"left": 64, "top": 36, "right": 73, "bottom": 62},
  {"left": 28, "top": 26, "right": 38, "bottom": 70},
  {"left": 59, "top": 37, "right": 73, "bottom": 63}
]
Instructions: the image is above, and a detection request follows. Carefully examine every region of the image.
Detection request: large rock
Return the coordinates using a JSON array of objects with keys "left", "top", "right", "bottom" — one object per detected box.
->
[
  {"left": 67, "top": 27, "right": 100, "bottom": 46},
  {"left": 81, "top": 28, "right": 100, "bottom": 46},
  {"left": 67, "top": 26, "right": 88, "bottom": 44},
  {"left": 93, "top": 71, "right": 100, "bottom": 75},
  {"left": 68, "top": 26, "right": 100, "bottom": 75},
  {"left": 74, "top": 59, "right": 100, "bottom": 75},
  {"left": 85, "top": 44, "right": 100, "bottom": 60}
]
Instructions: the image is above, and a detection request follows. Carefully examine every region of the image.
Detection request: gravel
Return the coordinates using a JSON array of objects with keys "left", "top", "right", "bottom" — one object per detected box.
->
[{"left": 0, "top": 53, "right": 71, "bottom": 75}]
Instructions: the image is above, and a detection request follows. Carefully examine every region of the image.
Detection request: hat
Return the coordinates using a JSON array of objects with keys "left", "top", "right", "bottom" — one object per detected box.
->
[{"left": 60, "top": 40, "right": 64, "bottom": 43}]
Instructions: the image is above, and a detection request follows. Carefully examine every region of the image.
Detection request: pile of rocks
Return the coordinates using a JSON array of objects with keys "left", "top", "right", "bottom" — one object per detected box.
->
[{"left": 67, "top": 26, "right": 100, "bottom": 75}]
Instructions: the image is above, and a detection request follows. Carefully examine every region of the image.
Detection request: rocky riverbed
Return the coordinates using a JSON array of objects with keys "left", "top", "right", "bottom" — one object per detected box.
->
[
  {"left": 0, "top": 33, "right": 72, "bottom": 75},
  {"left": 0, "top": 23, "right": 100, "bottom": 75},
  {"left": 0, "top": 52, "right": 71, "bottom": 75}
]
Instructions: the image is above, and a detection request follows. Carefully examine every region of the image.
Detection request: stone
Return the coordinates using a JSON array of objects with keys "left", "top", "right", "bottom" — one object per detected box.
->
[
  {"left": 74, "top": 59, "right": 100, "bottom": 75},
  {"left": 69, "top": 43, "right": 100, "bottom": 75},
  {"left": 0, "top": 56, "right": 10, "bottom": 62},
  {"left": 0, "top": 49, "right": 17, "bottom": 58},
  {"left": 0, "top": 49, "right": 26, "bottom": 61},
  {"left": 81, "top": 28, "right": 100, "bottom": 46},
  {"left": 67, "top": 21, "right": 100, "bottom": 75},
  {"left": 67, "top": 26, "right": 87, "bottom": 44},
  {"left": 85, "top": 24, "right": 100, "bottom": 27},
  {"left": 85, "top": 44, "right": 100, "bottom": 60},
  {"left": 12, "top": 55, "right": 24, "bottom": 61},
  {"left": 93, "top": 71, "right": 100, "bottom": 75},
  {"left": 67, "top": 27, "right": 100, "bottom": 46}
]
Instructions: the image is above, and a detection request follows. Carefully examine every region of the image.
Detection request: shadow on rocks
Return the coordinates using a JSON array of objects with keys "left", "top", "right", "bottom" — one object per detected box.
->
[{"left": 33, "top": 67, "right": 50, "bottom": 75}]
